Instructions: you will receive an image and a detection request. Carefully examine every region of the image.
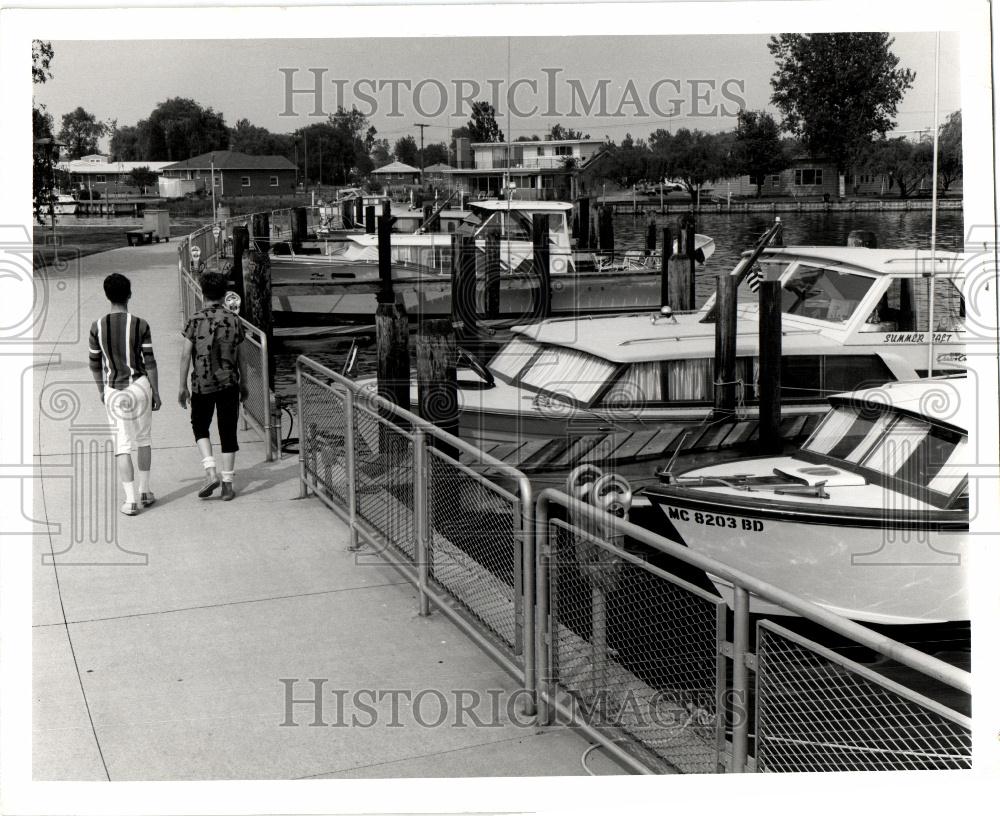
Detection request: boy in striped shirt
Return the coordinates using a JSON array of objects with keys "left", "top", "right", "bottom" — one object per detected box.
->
[{"left": 88, "top": 273, "right": 162, "bottom": 515}]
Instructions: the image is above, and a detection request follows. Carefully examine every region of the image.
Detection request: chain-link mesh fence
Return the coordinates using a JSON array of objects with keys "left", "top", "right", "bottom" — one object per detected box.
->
[
  {"left": 545, "top": 518, "right": 726, "bottom": 773},
  {"left": 755, "top": 621, "right": 972, "bottom": 772},
  {"left": 426, "top": 448, "right": 522, "bottom": 652},
  {"left": 352, "top": 403, "right": 417, "bottom": 563},
  {"left": 299, "top": 372, "right": 351, "bottom": 508}
]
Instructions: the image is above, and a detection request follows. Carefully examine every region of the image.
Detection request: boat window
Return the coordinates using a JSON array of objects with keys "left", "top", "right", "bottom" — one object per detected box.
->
[
  {"left": 665, "top": 359, "right": 715, "bottom": 401},
  {"left": 860, "top": 416, "right": 966, "bottom": 494},
  {"left": 805, "top": 406, "right": 880, "bottom": 458},
  {"left": 603, "top": 362, "right": 662, "bottom": 404},
  {"left": 861, "top": 277, "right": 965, "bottom": 333},
  {"left": 781, "top": 265, "right": 875, "bottom": 323},
  {"left": 488, "top": 337, "right": 539, "bottom": 380},
  {"left": 520, "top": 346, "right": 617, "bottom": 403},
  {"left": 823, "top": 355, "right": 895, "bottom": 394}
]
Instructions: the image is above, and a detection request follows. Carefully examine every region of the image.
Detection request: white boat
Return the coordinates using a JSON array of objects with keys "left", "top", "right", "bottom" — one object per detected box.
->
[
  {"left": 53, "top": 192, "right": 78, "bottom": 215},
  {"left": 642, "top": 377, "right": 969, "bottom": 625},
  {"left": 443, "top": 244, "right": 968, "bottom": 446},
  {"left": 270, "top": 200, "right": 715, "bottom": 326}
]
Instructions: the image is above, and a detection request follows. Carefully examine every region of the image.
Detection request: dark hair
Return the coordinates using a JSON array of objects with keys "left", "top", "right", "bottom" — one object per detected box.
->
[
  {"left": 103, "top": 273, "right": 131, "bottom": 304},
  {"left": 199, "top": 271, "right": 229, "bottom": 301}
]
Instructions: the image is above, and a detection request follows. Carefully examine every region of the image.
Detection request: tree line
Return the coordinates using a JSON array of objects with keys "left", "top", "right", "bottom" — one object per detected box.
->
[{"left": 34, "top": 34, "right": 963, "bottom": 199}]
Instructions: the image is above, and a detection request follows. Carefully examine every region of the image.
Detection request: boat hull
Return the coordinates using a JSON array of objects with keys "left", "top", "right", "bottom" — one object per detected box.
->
[{"left": 643, "top": 490, "right": 968, "bottom": 625}]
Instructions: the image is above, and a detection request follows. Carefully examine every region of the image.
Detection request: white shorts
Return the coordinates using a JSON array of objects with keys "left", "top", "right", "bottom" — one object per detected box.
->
[{"left": 105, "top": 375, "right": 153, "bottom": 455}]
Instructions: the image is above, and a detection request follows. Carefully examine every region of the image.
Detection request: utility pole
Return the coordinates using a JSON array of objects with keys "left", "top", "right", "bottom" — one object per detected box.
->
[{"left": 414, "top": 122, "right": 428, "bottom": 184}]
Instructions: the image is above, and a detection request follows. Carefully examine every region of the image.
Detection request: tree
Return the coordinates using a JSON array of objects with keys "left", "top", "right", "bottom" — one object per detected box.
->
[
  {"left": 129, "top": 166, "right": 158, "bottom": 195},
  {"left": 466, "top": 101, "right": 504, "bottom": 143},
  {"left": 138, "top": 97, "right": 229, "bottom": 161},
  {"left": 599, "top": 134, "right": 652, "bottom": 189},
  {"left": 547, "top": 123, "right": 589, "bottom": 140},
  {"left": 298, "top": 107, "right": 375, "bottom": 185},
  {"left": 769, "top": 33, "right": 915, "bottom": 172},
  {"left": 58, "top": 107, "right": 109, "bottom": 159},
  {"left": 658, "top": 129, "right": 734, "bottom": 203},
  {"left": 109, "top": 125, "right": 142, "bottom": 161},
  {"left": 937, "top": 111, "right": 962, "bottom": 193},
  {"left": 421, "top": 142, "right": 449, "bottom": 167},
  {"left": 394, "top": 135, "right": 419, "bottom": 166},
  {"left": 370, "top": 138, "right": 392, "bottom": 168},
  {"left": 515, "top": 134, "right": 541, "bottom": 142},
  {"left": 733, "top": 110, "right": 788, "bottom": 197},
  {"left": 32, "top": 40, "right": 53, "bottom": 84},
  {"left": 855, "top": 137, "right": 932, "bottom": 198}
]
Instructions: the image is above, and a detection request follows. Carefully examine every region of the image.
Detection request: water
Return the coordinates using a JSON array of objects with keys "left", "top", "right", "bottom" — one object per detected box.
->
[{"left": 272, "top": 208, "right": 965, "bottom": 401}]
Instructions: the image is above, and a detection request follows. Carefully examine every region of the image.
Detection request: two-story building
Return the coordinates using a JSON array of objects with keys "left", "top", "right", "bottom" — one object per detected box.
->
[
  {"left": 159, "top": 151, "right": 297, "bottom": 198},
  {"left": 447, "top": 138, "right": 606, "bottom": 200}
]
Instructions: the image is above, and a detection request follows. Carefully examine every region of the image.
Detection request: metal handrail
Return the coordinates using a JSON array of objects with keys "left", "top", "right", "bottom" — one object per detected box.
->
[{"left": 296, "top": 354, "right": 536, "bottom": 709}]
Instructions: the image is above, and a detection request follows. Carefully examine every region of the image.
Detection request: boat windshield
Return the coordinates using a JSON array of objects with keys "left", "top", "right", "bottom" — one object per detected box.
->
[
  {"left": 804, "top": 404, "right": 967, "bottom": 496},
  {"left": 781, "top": 264, "right": 875, "bottom": 324},
  {"left": 488, "top": 336, "right": 617, "bottom": 403}
]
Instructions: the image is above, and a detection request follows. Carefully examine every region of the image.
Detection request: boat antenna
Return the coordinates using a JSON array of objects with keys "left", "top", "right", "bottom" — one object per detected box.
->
[{"left": 927, "top": 31, "right": 941, "bottom": 377}]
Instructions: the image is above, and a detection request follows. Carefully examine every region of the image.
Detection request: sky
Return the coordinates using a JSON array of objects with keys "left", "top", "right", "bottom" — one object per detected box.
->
[{"left": 33, "top": 32, "right": 961, "bottom": 150}]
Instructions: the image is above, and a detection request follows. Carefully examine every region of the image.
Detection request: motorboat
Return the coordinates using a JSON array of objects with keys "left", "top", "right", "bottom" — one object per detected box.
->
[
  {"left": 269, "top": 199, "right": 715, "bottom": 327},
  {"left": 641, "top": 377, "right": 969, "bottom": 625},
  {"left": 53, "top": 192, "right": 78, "bottom": 215},
  {"left": 438, "top": 244, "right": 968, "bottom": 447}
]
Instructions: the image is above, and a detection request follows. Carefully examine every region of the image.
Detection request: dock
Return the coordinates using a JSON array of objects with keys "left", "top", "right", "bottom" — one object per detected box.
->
[{"left": 30, "top": 240, "right": 624, "bottom": 779}]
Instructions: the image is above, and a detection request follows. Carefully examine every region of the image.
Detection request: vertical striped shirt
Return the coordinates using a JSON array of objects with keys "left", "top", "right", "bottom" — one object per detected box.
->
[{"left": 89, "top": 312, "right": 157, "bottom": 391}]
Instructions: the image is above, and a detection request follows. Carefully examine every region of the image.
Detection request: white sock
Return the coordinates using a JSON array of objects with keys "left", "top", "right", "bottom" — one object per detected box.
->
[
  {"left": 221, "top": 471, "right": 234, "bottom": 483},
  {"left": 122, "top": 481, "right": 136, "bottom": 504},
  {"left": 137, "top": 470, "right": 151, "bottom": 494},
  {"left": 201, "top": 455, "right": 216, "bottom": 471}
]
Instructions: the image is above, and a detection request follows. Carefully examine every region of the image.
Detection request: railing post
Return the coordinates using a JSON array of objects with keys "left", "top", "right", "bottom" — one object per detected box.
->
[
  {"left": 731, "top": 586, "right": 751, "bottom": 772},
  {"left": 296, "top": 361, "right": 309, "bottom": 498},
  {"left": 519, "top": 478, "right": 536, "bottom": 717},
  {"left": 534, "top": 493, "right": 552, "bottom": 726},
  {"left": 260, "top": 329, "right": 274, "bottom": 462},
  {"left": 413, "top": 428, "right": 431, "bottom": 617},
  {"left": 344, "top": 388, "right": 359, "bottom": 552}
]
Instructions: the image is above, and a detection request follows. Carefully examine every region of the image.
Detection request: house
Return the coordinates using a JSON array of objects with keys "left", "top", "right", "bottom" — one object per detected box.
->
[
  {"left": 447, "top": 137, "right": 606, "bottom": 200},
  {"left": 421, "top": 163, "right": 454, "bottom": 183},
  {"left": 56, "top": 154, "right": 173, "bottom": 197},
  {"left": 371, "top": 160, "right": 421, "bottom": 185},
  {"left": 159, "top": 151, "right": 297, "bottom": 198}
]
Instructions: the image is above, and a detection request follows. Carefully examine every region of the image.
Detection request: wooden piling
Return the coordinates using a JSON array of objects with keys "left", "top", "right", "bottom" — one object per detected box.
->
[
  {"left": 683, "top": 213, "right": 697, "bottom": 307},
  {"left": 714, "top": 274, "right": 738, "bottom": 419},
  {"left": 243, "top": 243, "right": 274, "bottom": 388},
  {"left": 375, "top": 212, "right": 410, "bottom": 412},
  {"left": 292, "top": 206, "right": 307, "bottom": 250},
  {"left": 422, "top": 203, "right": 434, "bottom": 232},
  {"left": 354, "top": 197, "right": 364, "bottom": 229},
  {"left": 646, "top": 218, "right": 657, "bottom": 255},
  {"left": 485, "top": 231, "right": 501, "bottom": 319},
  {"left": 533, "top": 212, "right": 552, "bottom": 320},
  {"left": 251, "top": 212, "right": 270, "bottom": 255},
  {"left": 758, "top": 280, "right": 782, "bottom": 453},
  {"left": 416, "top": 319, "right": 460, "bottom": 455},
  {"left": 451, "top": 235, "right": 478, "bottom": 332},
  {"left": 229, "top": 225, "right": 249, "bottom": 312},
  {"left": 365, "top": 204, "right": 376, "bottom": 234},
  {"left": 666, "top": 215, "right": 696, "bottom": 310},
  {"left": 597, "top": 206, "right": 614, "bottom": 254},
  {"left": 342, "top": 200, "right": 353, "bottom": 229},
  {"left": 578, "top": 197, "right": 591, "bottom": 249},
  {"left": 660, "top": 227, "right": 672, "bottom": 308}
]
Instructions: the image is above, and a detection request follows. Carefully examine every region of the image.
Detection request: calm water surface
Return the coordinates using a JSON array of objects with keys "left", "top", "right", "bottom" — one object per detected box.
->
[{"left": 271, "top": 208, "right": 965, "bottom": 400}]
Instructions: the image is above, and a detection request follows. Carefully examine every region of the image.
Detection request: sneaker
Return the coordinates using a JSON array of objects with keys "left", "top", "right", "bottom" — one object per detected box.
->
[
  {"left": 140, "top": 492, "right": 156, "bottom": 507},
  {"left": 198, "top": 476, "right": 220, "bottom": 498},
  {"left": 221, "top": 482, "right": 235, "bottom": 501},
  {"left": 120, "top": 501, "right": 140, "bottom": 516}
]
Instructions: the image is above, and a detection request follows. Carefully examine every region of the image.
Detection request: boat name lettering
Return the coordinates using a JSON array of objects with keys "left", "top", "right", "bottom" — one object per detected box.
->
[
  {"left": 882, "top": 332, "right": 956, "bottom": 344},
  {"left": 668, "top": 506, "right": 763, "bottom": 531}
]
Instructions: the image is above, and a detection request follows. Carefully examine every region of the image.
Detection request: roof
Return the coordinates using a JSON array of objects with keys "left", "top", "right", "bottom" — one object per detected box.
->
[
  {"left": 58, "top": 159, "right": 173, "bottom": 174},
  {"left": 371, "top": 160, "right": 420, "bottom": 174},
  {"left": 470, "top": 138, "right": 604, "bottom": 147},
  {"left": 753, "top": 246, "right": 970, "bottom": 276},
  {"left": 829, "top": 377, "right": 968, "bottom": 433},
  {"left": 160, "top": 151, "right": 296, "bottom": 172},
  {"left": 422, "top": 163, "right": 454, "bottom": 173}
]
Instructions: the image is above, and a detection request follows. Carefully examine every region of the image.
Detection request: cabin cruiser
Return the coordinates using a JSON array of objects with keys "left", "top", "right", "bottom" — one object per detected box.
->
[
  {"left": 269, "top": 200, "right": 714, "bottom": 326},
  {"left": 440, "top": 245, "right": 967, "bottom": 446},
  {"left": 641, "top": 377, "right": 970, "bottom": 625}
]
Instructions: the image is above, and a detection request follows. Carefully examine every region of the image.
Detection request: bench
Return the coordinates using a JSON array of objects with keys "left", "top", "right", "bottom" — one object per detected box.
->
[{"left": 125, "top": 229, "right": 159, "bottom": 247}]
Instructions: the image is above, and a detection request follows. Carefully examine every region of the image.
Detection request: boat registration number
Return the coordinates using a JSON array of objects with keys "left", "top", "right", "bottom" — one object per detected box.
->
[{"left": 668, "top": 507, "right": 764, "bottom": 531}]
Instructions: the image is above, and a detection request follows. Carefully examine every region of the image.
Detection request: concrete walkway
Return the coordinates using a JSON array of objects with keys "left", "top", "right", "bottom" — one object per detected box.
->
[{"left": 31, "top": 238, "right": 624, "bottom": 780}]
